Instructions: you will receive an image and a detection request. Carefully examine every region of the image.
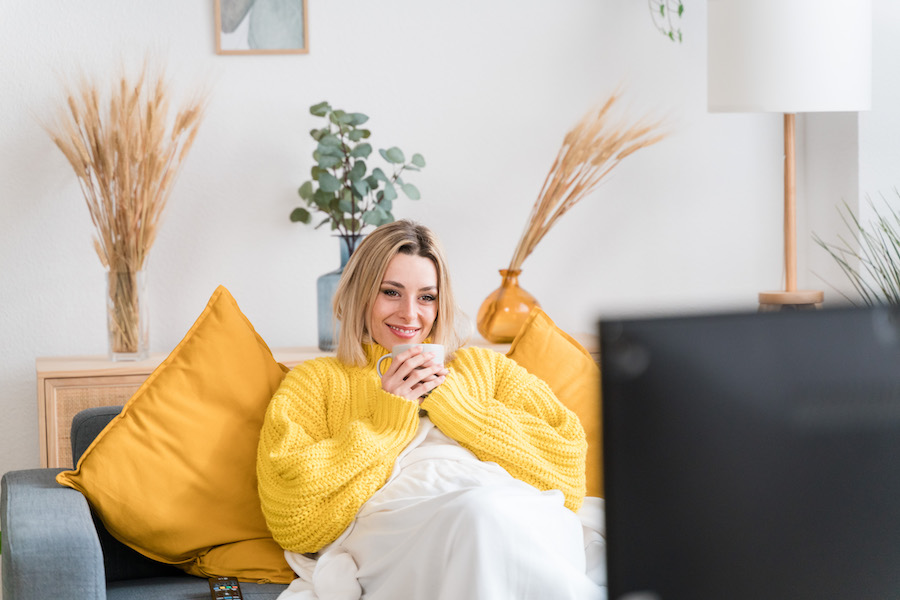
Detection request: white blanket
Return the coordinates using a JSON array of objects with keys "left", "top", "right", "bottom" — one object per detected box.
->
[{"left": 278, "top": 415, "right": 607, "bottom": 600}]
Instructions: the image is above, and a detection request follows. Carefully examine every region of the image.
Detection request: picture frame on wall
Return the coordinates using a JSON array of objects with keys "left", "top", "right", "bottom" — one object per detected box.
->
[{"left": 215, "top": 0, "right": 308, "bottom": 55}]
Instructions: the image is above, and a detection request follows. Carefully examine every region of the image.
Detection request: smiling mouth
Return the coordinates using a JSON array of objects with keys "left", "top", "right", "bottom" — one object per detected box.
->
[{"left": 388, "top": 324, "right": 419, "bottom": 335}]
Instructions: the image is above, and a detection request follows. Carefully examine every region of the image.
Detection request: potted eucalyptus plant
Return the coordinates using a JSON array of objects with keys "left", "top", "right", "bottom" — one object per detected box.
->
[
  {"left": 291, "top": 101, "right": 426, "bottom": 350},
  {"left": 291, "top": 101, "right": 425, "bottom": 244}
]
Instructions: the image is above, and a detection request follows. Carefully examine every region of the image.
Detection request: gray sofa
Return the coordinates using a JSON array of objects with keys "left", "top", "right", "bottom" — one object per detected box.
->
[{"left": 1, "top": 406, "right": 290, "bottom": 600}]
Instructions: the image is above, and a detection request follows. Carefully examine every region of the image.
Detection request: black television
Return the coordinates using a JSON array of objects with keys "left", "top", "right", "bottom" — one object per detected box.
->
[{"left": 600, "top": 306, "right": 900, "bottom": 600}]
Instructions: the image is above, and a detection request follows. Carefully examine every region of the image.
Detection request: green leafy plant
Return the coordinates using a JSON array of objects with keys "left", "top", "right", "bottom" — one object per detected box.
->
[
  {"left": 649, "top": 0, "right": 684, "bottom": 42},
  {"left": 814, "top": 195, "right": 900, "bottom": 306},
  {"left": 290, "top": 101, "right": 426, "bottom": 237}
]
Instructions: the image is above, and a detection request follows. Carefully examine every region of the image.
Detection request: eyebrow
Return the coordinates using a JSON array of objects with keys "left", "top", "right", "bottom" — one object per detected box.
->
[{"left": 382, "top": 280, "right": 438, "bottom": 293}]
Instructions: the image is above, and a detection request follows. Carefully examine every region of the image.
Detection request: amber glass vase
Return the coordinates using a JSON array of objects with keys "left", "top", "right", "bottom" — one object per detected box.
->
[{"left": 476, "top": 269, "right": 539, "bottom": 343}]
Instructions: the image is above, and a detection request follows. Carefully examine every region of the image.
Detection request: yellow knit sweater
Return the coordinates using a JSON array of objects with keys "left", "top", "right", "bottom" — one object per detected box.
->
[{"left": 256, "top": 344, "right": 587, "bottom": 554}]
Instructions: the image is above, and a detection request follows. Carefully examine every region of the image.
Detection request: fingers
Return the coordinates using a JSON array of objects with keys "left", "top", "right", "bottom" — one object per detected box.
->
[{"left": 380, "top": 347, "right": 447, "bottom": 402}]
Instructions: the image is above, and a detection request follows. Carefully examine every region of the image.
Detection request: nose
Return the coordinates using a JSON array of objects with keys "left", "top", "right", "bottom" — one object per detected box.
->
[{"left": 397, "top": 296, "right": 416, "bottom": 321}]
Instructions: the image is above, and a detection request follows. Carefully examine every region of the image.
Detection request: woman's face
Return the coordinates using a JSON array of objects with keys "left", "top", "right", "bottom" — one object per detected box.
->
[{"left": 368, "top": 252, "right": 438, "bottom": 349}]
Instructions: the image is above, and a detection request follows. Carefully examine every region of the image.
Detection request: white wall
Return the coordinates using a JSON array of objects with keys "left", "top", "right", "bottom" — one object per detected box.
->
[
  {"left": 0, "top": 1, "right": 894, "bottom": 477},
  {"left": 860, "top": 0, "right": 900, "bottom": 216}
]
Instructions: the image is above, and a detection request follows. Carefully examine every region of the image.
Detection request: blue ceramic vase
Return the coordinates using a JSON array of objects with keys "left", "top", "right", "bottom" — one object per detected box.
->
[{"left": 317, "top": 234, "right": 362, "bottom": 351}]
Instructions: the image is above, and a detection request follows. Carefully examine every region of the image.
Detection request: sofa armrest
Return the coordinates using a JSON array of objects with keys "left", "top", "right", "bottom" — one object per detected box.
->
[{"left": 2, "top": 468, "right": 105, "bottom": 600}]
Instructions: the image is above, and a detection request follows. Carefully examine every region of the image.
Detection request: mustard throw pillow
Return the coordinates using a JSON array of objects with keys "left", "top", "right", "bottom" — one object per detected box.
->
[
  {"left": 56, "top": 286, "right": 294, "bottom": 583},
  {"left": 506, "top": 306, "right": 603, "bottom": 497}
]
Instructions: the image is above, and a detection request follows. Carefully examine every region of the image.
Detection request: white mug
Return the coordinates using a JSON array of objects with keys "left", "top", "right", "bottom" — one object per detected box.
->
[{"left": 376, "top": 343, "right": 445, "bottom": 377}]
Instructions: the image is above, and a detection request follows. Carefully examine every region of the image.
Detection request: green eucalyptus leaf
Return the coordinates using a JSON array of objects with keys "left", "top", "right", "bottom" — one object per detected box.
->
[
  {"left": 290, "top": 207, "right": 311, "bottom": 223},
  {"left": 319, "top": 134, "right": 341, "bottom": 147},
  {"left": 362, "top": 209, "right": 386, "bottom": 226},
  {"left": 313, "top": 189, "right": 333, "bottom": 208},
  {"left": 336, "top": 111, "right": 356, "bottom": 125},
  {"left": 314, "top": 215, "right": 331, "bottom": 229},
  {"left": 349, "top": 112, "right": 369, "bottom": 126},
  {"left": 388, "top": 147, "right": 406, "bottom": 163},
  {"left": 316, "top": 154, "right": 342, "bottom": 169},
  {"left": 298, "top": 181, "right": 314, "bottom": 200},
  {"left": 310, "top": 101, "right": 331, "bottom": 117},
  {"left": 401, "top": 183, "right": 421, "bottom": 200},
  {"left": 371, "top": 167, "right": 389, "bottom": 183},
  {"left": 350, "top": 143, "right": 373, "bottom": 158},
  {"left": 310, "top": 128, "right": 325, "bottom": 141},
  {"left": 317, "top": 144, "right": 344, "bottom": 159},
  {"left": 382, "top": 182, "right": 398, "bottom": 201},
  {"left": 360, "top": 129, "right": 371, "bottom": 139},
  {"left": 330, "top": 109, "right": 346, "bottom": 125},
  {"left": 378, "top": 195, "right": 393, "bottom": 212},
  {"left": 411, "top": 153, "right": 426, "bottom": 168},
  {"left": 380, "top": 147, "right": 405, "bottom": 164},
  {"left": 319, "top": 172, "right": 341, "bottom": 193},
  {"left": 349, "top": 160, "right": 366, "bottom": 181},
  {"left": 352, "top": 179, "right": 369, "bottom": 198},
  {"left": 338, "top": 194, "right": 354, "bottom": 213},
  {"left": 348, "top": 129, "right": 365, "bottom": 142},
  {"left": 311, "top": 166, "right": 322, "bottom": 180}
]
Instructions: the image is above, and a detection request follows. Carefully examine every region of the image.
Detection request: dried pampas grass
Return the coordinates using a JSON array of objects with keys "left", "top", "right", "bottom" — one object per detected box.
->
[
  {"left": 507, "top": 92, "right": 668, "bottom": 272},
  {"left": 45, "top": 64, "right": 207, "bottom": 354},
  {"left": 45, "top": 64, "right": 207, "bottom": 273}
]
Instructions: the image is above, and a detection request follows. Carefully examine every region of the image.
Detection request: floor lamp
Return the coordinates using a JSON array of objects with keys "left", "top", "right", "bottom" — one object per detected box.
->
[{"left": 707, "top": 0, "right": 872, "bottom": 309}]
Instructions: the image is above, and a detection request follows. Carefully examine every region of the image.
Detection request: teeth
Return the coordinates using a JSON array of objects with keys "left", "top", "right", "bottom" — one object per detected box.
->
[{"left": 389, "top": 325, "right": 417, "bottom": 334}]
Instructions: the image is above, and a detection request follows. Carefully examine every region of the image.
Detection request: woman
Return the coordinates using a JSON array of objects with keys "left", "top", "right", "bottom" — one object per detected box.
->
[{"left": 257, "top": 220, "right": 602, "bottom": 599}]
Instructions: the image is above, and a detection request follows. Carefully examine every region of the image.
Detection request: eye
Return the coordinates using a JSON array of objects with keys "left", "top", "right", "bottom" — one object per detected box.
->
[
  {"left": 420, "top": 294, "right": 437, "bottom": 302},
  {"left": 381, "top": 288, "right": 400, "bottom": 297}
]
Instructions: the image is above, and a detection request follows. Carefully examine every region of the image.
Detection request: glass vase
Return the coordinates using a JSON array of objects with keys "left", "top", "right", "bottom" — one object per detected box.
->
[
  {"left": 106, "top": 268, "right": 149, "bottom": 361},
  {"left": 317, "top": 234, "right": 363, "bottom": 351},
  {"left": 476, "top": 269, "right": 539, "bottom": 343}
]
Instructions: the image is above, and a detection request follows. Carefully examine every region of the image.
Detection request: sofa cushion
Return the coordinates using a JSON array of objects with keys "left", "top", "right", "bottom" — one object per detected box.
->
[
  {"left": 70, "top": 406, "right": 187, "bottom": 582},
  {"left": 506, "top": 306, "right": 603, "bottom": 497},
  {"left": 56, "top": 286, "right": 294, "bottom": 583}
]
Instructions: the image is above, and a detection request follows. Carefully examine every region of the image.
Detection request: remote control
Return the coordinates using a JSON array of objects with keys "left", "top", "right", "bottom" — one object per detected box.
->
[{"left": 208, "top": 576, "right": 244, "bottom": 600}]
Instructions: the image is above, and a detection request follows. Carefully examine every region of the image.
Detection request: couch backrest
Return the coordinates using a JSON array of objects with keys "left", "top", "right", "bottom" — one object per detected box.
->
[{"left": 71, "top": 406, "right": 123, "bottom": 465}]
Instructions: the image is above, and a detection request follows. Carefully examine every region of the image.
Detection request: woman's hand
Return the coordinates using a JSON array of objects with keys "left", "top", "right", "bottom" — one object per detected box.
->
[{"left": 379, "top": 346, "right": 448, "bottom": 404}]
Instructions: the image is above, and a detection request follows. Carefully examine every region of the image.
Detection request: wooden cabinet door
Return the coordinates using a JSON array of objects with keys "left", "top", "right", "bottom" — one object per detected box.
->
[{"left": 40, "top": 374, "right": 148, "bottom": 468}]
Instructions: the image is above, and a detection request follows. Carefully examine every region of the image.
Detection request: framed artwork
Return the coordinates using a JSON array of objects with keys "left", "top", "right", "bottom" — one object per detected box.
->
[{"left": 215, "top": 0, "right": 308, "bottom": 55}]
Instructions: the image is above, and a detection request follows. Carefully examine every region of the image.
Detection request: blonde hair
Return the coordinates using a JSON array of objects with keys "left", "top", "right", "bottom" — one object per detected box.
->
[{"left": 333, "top": 220, "right": 467, "bottom": 366}]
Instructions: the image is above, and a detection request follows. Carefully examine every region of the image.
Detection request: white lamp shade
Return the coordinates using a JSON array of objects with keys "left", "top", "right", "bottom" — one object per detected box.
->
[{"left": 708, "top": 0, "right": 872, "bottom": 113}]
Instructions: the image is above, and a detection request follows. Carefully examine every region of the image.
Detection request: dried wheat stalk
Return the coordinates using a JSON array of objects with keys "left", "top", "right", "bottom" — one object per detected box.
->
[
  {"left": 507, "top": 92, "right": 667, "bottom": 272},
  {"left": 45, "top": 65, "right": 207, "bottom": 352}
]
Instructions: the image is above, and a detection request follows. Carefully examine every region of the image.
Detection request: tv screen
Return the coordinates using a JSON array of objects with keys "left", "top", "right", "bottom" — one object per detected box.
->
[{"left": 600, "top": 306, "right": 900, "bottom": 600}]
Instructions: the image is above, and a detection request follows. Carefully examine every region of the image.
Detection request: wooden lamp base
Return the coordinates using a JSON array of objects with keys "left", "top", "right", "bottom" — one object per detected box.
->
[
  {"left": 758, "top": 289, "right": 824, "bottom": 311},
  {"left": 757, "top": 115, "right": 824, "bottom": 313}
]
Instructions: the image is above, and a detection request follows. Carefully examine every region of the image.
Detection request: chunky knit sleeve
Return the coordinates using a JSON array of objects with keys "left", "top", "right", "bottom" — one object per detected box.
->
[
  {"left": 422, "top": 347, "right": 587, "bottom": 512},
  {"left": 257, "top": 357, "right": 420, "bottom": 553}
]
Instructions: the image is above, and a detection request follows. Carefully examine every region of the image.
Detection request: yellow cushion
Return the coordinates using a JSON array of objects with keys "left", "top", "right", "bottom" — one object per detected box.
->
[
  {"left": 56, "top": 286, "right": 294, "bottom": 583},
  {"left": 506, "top": 306, "right": 603, "bottom": 497}
]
